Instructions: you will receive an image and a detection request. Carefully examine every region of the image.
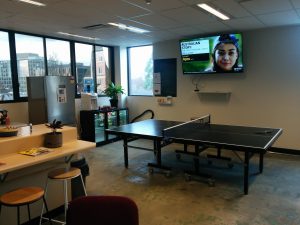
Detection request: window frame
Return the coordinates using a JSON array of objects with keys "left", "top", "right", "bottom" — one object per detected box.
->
[{"left": 0, "top": 28, "right": 115, "bottom": 103}]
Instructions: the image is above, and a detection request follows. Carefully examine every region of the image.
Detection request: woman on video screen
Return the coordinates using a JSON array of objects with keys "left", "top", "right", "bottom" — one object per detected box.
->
[{"left": 207, "top": 34, "right": 242, "bottom": 72}]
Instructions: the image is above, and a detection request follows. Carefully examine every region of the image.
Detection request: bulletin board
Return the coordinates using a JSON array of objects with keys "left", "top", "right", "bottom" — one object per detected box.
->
[{"left": 153, "top": 58, "right": 177, "bottom": 97}]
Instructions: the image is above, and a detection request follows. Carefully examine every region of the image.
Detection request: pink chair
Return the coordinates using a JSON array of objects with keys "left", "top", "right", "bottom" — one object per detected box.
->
[{"left": 66, "top": 196, "right": 139, "bottom": 225}]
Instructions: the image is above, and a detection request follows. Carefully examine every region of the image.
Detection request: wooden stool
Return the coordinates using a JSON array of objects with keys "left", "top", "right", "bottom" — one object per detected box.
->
[
  {"left": 0, "top": 186, "right": 52, "bottom": 225},
  {"left": 40, "top": 167, "right": 87, "bottom": 225}
]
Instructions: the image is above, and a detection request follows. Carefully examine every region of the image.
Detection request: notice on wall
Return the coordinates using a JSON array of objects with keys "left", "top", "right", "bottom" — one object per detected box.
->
[
  {"left": 153, "top": 83, "right": 161, "bottom": 95},
  {"left": 153, "top": 72, "right": 161, "bottom": 96},
  {"left": 57, "top": 85, "right": 67, "bottom": 103}
]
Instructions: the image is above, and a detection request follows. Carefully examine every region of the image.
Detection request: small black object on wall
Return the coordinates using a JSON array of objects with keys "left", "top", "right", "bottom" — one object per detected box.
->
[{"left": 153, "top": 58, "right": 177, "bottom": 97}]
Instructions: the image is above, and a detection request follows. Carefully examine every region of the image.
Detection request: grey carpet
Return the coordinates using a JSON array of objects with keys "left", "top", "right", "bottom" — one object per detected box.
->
[{"left": 82, "top": 139, "right": 300, "bottom": 225}]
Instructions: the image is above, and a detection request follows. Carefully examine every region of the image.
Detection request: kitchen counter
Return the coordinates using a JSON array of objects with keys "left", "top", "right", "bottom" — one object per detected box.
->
[{"left": 0, "top": 124, "right": 96, "bottom": 175}]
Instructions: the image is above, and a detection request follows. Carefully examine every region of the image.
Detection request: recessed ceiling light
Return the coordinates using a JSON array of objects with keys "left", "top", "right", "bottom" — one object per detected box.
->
[
  {"left": 108, "top": 23, "right": 150, "bottom": 34},
  {"left": 57, "top": 32, "right": 99, "bottom": 41},
  {"left": 197, "top": 3, "right": 230, "bottom": 20},
  {"left": 18, "top": 0, "right": 46, "bottom": 7}
]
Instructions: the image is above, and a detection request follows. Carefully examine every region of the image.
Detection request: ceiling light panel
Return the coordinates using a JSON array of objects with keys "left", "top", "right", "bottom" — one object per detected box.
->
[
  {"left": 18, "top": 0, "right": 46, "bottom": 7},
  {"left": 57, "top": 32, "right": 99, "bottom": 40},
  {"left": 108, "top": 22, "right": 150, "bottom": 33},
  {"left": 197, "top": 3, "right": 230, "bottom": 20}
]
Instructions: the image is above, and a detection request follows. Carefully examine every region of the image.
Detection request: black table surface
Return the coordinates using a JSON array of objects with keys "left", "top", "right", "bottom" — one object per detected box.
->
[{"left": 106, "top": 119, "right": 282, "bottom": 150}]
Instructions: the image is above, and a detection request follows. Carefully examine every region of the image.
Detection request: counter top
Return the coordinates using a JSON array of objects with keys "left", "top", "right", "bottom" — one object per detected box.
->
[
  {"left": 0, "top": 124, "right": 75, "bottom": 142},
  {"left": 0, "top": 124, "right": 96, "bottom": 175},
  {"left": 0, "top": 124, "right": 79, "bottom": 155},
  {"left": 0, "top": 140, "right": 95, "bottom": 174}
]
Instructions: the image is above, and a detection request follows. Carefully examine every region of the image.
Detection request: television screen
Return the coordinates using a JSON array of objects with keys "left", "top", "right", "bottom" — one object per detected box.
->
[{"left": 180, "top": 33, "right": 243, "bottom": 74}]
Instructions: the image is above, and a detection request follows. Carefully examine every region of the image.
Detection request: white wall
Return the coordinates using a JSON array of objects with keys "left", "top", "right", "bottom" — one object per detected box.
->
[
  {"left": 126, "top": 25, "right": 300, "bottom": 150},
  {"left": 0, "top": 102, "right": 28, "bottom": 123}
]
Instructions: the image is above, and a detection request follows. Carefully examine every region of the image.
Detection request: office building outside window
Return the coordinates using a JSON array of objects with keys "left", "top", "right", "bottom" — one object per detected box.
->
[
  {"left": 0, "top": 29, "right": 114, "bottom": 102},
  {"left": 46, "top": 38, "right": 71, "bottom": 76},
  {"left": 75, "top": 43, "right": 93, "bottom": 94},
  {"left": 128, "top": 45, "right": 153, "bottom": 96},
  {"left": 15, "top": 34, "right": 45, "bottom": 97},
  {"left": 0, "top": 31, "right": 13, "bottom": 101},
  {"left": 95, "top": 46, "right": 111, "bottom": 94}
]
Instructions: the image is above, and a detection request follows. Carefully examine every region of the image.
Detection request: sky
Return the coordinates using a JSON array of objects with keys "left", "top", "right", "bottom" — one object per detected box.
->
[{"left": 129, "top": 45, "right": 152, "bottom": 78}]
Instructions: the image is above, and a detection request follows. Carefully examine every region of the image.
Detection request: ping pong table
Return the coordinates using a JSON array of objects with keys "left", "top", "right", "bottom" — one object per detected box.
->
[{"left": 106, "top": 115, "right": 282, "bottom": 194}]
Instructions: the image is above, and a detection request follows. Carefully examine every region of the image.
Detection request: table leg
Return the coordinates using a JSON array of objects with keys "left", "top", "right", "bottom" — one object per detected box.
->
[
  {"left": 194, "top": 145, "right": 199, "bottom": 173},
  {"left": 244, "top": 151, "right": 249, "bottom": 195},
  {"left": 259, "top": 151, "right": 264, "bottom": 173},
  {"left": 148, "top": 139, "right": 171, "bottom": 172},
  {"left": 156, "top": 140, "right": 161, "bottom": 166},
  {"left": 123, "top": 137, "right": 128, "bottom": 168}
]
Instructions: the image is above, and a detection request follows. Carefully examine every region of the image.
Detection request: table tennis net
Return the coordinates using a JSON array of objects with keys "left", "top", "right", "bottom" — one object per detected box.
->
[
  {"left": 162, "top": 114, "right": 210, "bottom": 138},
  {"left": 190, "top": 114, "right": 210, "bottom": 124}
]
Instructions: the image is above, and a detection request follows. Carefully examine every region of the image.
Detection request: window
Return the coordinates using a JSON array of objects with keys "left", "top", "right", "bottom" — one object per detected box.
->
[
  {"left": 128, "top": 45, "right": 153, "bottom": 96},
  {"left": 15, "top": 34, "right": 45, "bottom": 97},
  {"left": 0, "top": 31, "right": 13, "bottom": 101},
  {"left": 0, "top": 29, "right": 114, "bottom": 103},
  {"left": 75, "top": 43, "right": 93, "bottom": 94},
  {"left": 46, "top": 38, "right": 71, "bottom": 76},
  {"left": 95, "top": 46, "right": 112, "bottom": 94}
]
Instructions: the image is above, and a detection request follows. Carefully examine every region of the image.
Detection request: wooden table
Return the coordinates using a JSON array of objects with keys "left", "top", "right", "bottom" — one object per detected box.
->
[{"left": 0, "top": 124, "right": 96, "bottom": 179}]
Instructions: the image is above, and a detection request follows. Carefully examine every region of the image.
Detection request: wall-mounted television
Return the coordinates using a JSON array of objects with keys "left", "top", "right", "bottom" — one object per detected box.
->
[{"left": 179, "top": 33, "right": 243, "bottom": 74}]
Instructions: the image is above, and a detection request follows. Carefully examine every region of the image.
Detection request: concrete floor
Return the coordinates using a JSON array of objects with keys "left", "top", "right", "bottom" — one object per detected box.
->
[{"left": 64, "top": 139, "right": 300, "bottom": 225}]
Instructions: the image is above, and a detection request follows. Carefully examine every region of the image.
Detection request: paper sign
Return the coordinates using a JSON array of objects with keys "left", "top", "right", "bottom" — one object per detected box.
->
[
  {"left": 153, "top": 83, "right": 161, "bottom": 95},
  {"left": 57, "top": 86, "right": 67, "bottom": 103},
  {"left": 153, "top": 73, "right": 161, "bottom": 84}
]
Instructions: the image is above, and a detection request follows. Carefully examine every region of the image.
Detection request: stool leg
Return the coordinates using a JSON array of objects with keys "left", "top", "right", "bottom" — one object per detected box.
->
[
  {"left": 42, "top": 196, "right": 53, "bottom": 225},
  {"left": 79, "top": 174, "right": 87, "bottom": 196},
  {"left": 64, "top": 179, "right": 68, "bottom": 221},
  {"left": 17, "top": 206, "right": 20, "bottom": 225},
  {"left": 39, "top": 178, "right": 49, "bottom": 225},
  {"left": 27, "top": 204, "right": 31, "bottom": 222}
]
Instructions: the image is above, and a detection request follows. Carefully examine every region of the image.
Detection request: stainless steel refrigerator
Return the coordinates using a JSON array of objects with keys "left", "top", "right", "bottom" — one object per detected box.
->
[{"left": 27, "top": 76, "right": 76, "bottom": 125}]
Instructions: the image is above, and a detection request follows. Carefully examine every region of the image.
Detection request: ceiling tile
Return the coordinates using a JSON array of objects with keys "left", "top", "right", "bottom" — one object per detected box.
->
[
  {"left": 147, "top": 30, "right": 178, "bottom": 41},
  {"left": 224, "top": 16, "right": 265, "bottom": 30},
  {"left": 0, "top": 11, "right": 12, "bottom": 20},
  {"left": 128, "top": 14, "right": 180, "bottom": 29},
  {"left": 106, "top": 0, "right": 152, "bottom": 19},
  {"left": 48, "top": 1, "right": 118, "bottom": 25},
  {"left": 125, "top": 0, "right": 185, "bottom": 11},
  {"left": 258, "top": 10, "right": 300, "bottom": 26},
  {"left": 161, "top": 6, "right": 218, "bottom": 25},
  {"left": 65, "top": 0, "right": 151, "bottom": 19},
  {"left": 180, "top": 0, "right": 202, "bottom": 5},
  {"left": 240, "top": 0, "right": 293, "bottom": 15},
  {"left": 212, "top": 0, "right": 252, "bottom": 18}
]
